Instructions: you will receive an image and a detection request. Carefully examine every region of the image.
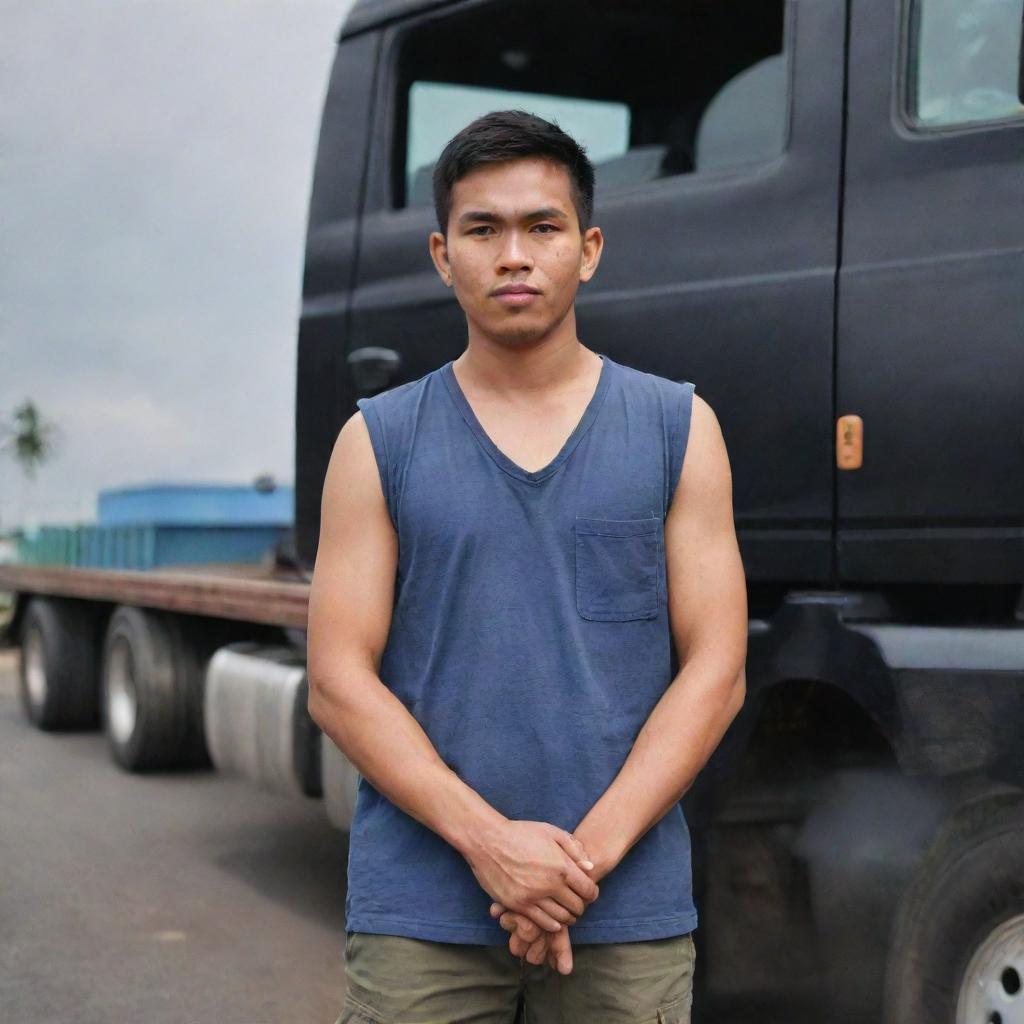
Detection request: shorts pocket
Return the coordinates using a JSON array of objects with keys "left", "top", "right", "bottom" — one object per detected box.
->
[
  {"left": 334, "top": 990, "right": 383, "bottom": 1024},
  {"left": 574, "top": 515, "right": 660, "bottom": 621},
  {"left": 656, "top": 989, "right": 692, "bottom": 1024}
]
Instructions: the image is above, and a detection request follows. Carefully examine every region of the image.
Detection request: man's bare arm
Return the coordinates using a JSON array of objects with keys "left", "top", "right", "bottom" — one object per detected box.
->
[
  {"left": 572, "top": 393, "right": 748, "bottom": 876},
  {"left": 306, "top": 411, "right": 598, "bottom": 929}
]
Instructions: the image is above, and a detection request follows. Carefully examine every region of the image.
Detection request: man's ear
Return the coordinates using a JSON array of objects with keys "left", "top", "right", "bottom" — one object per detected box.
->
[
  {"left": 428, "top": 230, "right": 452, "bottom": 287},
  {"left": 579, "top": 225, "right": 604, "bottom": 284}
]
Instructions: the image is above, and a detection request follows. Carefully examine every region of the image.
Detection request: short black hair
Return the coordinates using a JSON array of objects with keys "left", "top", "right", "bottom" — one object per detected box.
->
[{"left": 431, "top": 110, "right": 595, "bottom": 236}]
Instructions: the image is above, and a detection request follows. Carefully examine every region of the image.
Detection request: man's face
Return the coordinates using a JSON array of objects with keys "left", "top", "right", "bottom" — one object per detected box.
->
[{"left": 429, "top": 156, "right": 603, "bottom": 348}]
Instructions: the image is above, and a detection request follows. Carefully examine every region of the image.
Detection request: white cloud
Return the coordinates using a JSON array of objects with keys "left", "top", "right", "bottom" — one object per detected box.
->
[{"left": 1, "top": 0, "right": 355, "bottom": 529}]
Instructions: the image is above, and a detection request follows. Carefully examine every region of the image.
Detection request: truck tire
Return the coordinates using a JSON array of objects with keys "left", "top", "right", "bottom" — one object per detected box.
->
[
  {"left": 793, "top": 765, "right": 949, "bottom": 1023},
  {"left": 99, "top": 606, "right": 209, "bottom": 771},
  {"left": 882, "top": 790, "right": 1024, "bottom": 1024},
  {"left": 18, "top": 597, "right": 101, "bottom": 730}
]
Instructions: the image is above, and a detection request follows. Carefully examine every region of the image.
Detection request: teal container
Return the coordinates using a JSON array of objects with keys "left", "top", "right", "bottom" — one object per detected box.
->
[{"left": 15, "top": 482, "right": 294, "bottom": 569}]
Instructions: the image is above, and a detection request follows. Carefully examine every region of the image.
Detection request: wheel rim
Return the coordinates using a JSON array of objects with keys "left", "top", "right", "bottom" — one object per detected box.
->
[
  {"left": 23, "top": 626, "right": 47, "bottom": 709},
  {"left": 957, "top": 913, "right": 1024, "bottom": 1024},
  {"left": 106, "top": 636, "right": 138, "bottom": 746}
]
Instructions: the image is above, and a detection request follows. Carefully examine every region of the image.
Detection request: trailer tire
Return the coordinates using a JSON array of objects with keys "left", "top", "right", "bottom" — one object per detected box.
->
[
  {"left": 100, "top": 606, "right": 209, "bottom": 771},
  {"left": 18, "top": 597, "right": 101, "bottom": 730},
  {"left": 882, "top": 790, "right": 1024, "bottom": 1024}
]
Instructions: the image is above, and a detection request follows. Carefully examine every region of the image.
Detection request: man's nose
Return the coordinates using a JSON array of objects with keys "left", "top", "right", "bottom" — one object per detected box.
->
[{"left": 496, "top": 230, "right": 533, "bottom": 273}]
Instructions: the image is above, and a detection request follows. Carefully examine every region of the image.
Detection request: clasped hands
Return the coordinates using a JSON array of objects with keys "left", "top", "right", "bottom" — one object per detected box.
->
[{"left": 466, "top": 819, "right": 604, "bottom": 976}]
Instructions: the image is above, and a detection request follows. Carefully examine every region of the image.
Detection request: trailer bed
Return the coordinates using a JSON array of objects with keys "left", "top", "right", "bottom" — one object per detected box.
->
[{"left": 0, "top": 563, "right": 310, "bottom": 629}]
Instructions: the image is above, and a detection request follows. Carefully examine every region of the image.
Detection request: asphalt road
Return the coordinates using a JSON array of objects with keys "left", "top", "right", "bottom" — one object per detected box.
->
[
  {"left": 0, "top": 647, "right": 350, "bottom": 1024},
  {"left": 0, "top": 640, "right": 825, "bottom": 1024}
]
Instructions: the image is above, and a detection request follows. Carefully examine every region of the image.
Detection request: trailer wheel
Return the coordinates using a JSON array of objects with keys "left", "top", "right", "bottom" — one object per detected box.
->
[
  {"left": 882, "top": 791, "right": 1024, "bottom": 1024},
  {"left": 18, "top": 597, "right": 101, "bottom": 730},
  {"left": 100, "top": 606, "right": 209, "bottom": 771}
]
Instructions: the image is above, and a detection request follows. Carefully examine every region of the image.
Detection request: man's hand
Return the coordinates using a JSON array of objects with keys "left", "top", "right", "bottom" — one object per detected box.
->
[
  {"left": 491, "top": 901, "right": 576, "bottom": 973},
  {"left": 463, "top": 820, "right": 599, "bottom": 935},
  {"left": 489, "top": 827, "right": 616, "bottom": 973}
]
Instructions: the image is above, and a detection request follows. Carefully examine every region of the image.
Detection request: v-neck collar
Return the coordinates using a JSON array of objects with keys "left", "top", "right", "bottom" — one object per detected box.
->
[{"left": 441, "top": 353, "right": 613, "bottom": 484}]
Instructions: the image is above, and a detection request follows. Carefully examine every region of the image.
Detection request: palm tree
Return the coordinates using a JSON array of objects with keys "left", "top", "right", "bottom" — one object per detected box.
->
[{"left": 0, "top": 400, "right": 61, "bottom": 532}]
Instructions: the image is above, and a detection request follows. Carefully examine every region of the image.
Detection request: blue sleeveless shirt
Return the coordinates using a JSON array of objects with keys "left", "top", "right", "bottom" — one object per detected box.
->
[{"left": 347, "top": 353, "right": 698, "bottom": 945}]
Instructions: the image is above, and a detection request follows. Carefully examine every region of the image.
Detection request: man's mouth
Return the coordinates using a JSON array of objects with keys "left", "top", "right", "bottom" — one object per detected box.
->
[{"left": 492, "top": 284, "right": 541, "bottom": 306}]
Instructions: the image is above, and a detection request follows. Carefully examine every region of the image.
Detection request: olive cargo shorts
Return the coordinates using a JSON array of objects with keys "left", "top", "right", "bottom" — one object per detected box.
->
[{"left": 334, "top": 930, "right": 696, "bottom": 1024}]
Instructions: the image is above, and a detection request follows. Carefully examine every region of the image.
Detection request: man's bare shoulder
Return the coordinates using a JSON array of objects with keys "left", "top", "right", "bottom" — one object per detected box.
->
[
  {"left": 329, "top": 408, "right": 373, "bottom": 472},
  {"left": 321, "top": 410, "right": 388, "bottom": 520},
  {"left": 670, "top": 392, "right": 733, "bottom": 519}
]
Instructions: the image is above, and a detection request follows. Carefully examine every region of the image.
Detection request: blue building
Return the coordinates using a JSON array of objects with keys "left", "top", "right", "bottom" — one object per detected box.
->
[{"left": 17, "top": 480, "right": 294, "bottom": 570}]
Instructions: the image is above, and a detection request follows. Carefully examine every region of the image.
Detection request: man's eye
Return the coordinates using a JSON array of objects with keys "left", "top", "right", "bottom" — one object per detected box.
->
[
  {"left": 532, "top": 223, "right": 557, "bottom": 233},
  {"left": 469, "top": 226, "right": 493, "bottom": 236}
]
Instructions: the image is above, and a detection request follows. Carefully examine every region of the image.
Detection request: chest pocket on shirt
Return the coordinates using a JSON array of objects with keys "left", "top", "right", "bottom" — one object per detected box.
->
[{"left": 574, "top": 515, "right": 661, "bottom": 621}]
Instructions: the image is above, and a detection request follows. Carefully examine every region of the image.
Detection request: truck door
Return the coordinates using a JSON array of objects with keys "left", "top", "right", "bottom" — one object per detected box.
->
[
  {"left": 348, "top": 0, "right": 847, "bottom": 584},
  {"left": 837, "top": 0, "right": 1024, "bottom": 584},
  {"left": 296, "top": 30, "right": 379, "bottom": 568}
]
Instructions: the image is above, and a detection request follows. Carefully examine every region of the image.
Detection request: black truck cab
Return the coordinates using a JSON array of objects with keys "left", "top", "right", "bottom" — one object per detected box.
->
[{"left": 297, "top": 1, "right": 1024, "bottom": 1019}]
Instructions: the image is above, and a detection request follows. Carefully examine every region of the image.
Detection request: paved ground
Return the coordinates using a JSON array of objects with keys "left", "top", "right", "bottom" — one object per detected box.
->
[
  {"left": 0, "top": 640, "right": 826, "bottom": 1024},
  {"left": 0, "top": 647, "right": 350, "bottom": 1024}
]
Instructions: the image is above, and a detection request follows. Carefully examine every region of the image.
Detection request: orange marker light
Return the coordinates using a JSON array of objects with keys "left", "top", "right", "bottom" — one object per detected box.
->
[{"left": 836, "top": 414, "right": 863, "bottom": 470}]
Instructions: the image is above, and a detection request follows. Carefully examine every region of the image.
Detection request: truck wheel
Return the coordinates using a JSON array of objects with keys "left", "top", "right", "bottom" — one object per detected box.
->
[
  {"left": 100, "top": 606, "right": 208, "bottom": 771},
  {"left": 18, "top": 597, "right": 101, "bottom": 730},
  {"left": 793, "top": 765, "right": 949, "bottom": 1023},
  {"left": 882, "top": 791, "right": 1024, "bottom": 1024}
]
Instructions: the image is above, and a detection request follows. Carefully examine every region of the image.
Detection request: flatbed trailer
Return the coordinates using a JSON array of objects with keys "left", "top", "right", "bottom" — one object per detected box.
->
[
  {"left": 0, "top": 560, "right": 360, "bottom": 839},
  {"left": 0, "top": 563, "right": 310, "bottom": 629}
]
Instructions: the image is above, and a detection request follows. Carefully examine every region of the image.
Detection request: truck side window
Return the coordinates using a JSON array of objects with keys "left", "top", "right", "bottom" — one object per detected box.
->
[
  {"left": 905, "top": 0, "right": 1024, "bottom": 128},
  {"left": 392, "top": 0, "right": 789, "bottom": 209}
]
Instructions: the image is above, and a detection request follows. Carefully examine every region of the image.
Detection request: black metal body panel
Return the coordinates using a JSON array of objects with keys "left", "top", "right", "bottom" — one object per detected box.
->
[
  {"left": 837, "top": 0, "right": 1024, "bottom": 583},
  {"left": 340, "top": 0, "right": 460, "bottom": 40},
  {"left": 295, "top": 31, "right": 380, "bottom": 568},
  {"left": 718, "top": 597, "right": 1024, "bottom": 787},
  {"left": 346, "top": 0, "right": 846, "bottom": 584},
  {"left": 299, "top": 0, "right": 1024, "bottom": 622}
]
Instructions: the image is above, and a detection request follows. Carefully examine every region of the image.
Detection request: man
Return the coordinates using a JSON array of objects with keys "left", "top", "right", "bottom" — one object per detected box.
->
[{"left": 307, "top": 110, "right": 747, "bottom": 1023}]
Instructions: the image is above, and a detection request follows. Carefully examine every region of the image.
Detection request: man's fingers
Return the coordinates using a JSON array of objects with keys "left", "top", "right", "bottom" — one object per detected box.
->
[
  {"left": 490, "top": 902, "right": 505, "bottom": 918},
  {"left": 526, "top": 934, "right": 548, "bottom": 965},
  {"left": 559, "top": 858, "right": 600, "bottom": 904},
  {"left": 499, "top": 911, "right": 541, "bottom": 943},
  {"left": 556, "top": 881, "right": 593, "bottom": 918},
  {"left": 521, "top": 904, "right": 563, "bottom": 933},
  {"left": 551, "top": 827, "right": 595, "bottom": 870},
  {"left": 555, "top": 938, "right": 573, "bottom": 975},
  {"left": 546, "top": 889, "right": 584, "bottom": 918},
  {"left": 538, "top": 896, "right": 578, "bottom": 925},
  {"left": 544, "top": 928, "right": 574, "bottom": 975}
]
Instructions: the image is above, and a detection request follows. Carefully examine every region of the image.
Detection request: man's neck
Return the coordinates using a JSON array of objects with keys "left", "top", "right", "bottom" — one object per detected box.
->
[{"left": 455, "top": 324, "right": 601, "bottom": 400}]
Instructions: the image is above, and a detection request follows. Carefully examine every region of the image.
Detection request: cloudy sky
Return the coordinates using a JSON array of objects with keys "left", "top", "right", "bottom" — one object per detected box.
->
[{"left": 1, "top": 0, "right": 354, "bottom": 530}]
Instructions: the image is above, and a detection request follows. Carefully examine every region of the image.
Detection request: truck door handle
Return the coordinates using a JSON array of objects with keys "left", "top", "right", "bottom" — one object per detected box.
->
[{"left": 347, "top": 347, "right": 402, "bottom": 397}]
